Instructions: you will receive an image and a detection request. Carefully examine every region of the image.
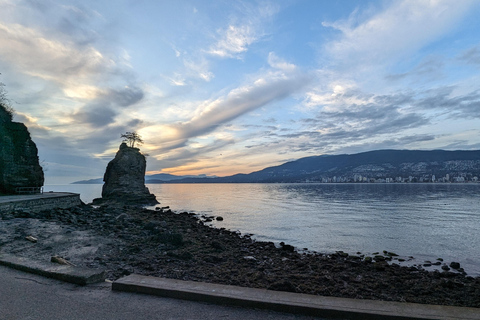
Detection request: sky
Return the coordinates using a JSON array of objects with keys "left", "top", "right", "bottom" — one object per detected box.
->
[{"left": 1, "top": 0, "right": 480, "bottom": 184}]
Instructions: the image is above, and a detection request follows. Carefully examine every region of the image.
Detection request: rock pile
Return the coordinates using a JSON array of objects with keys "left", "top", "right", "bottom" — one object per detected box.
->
[
  {"left": 93, "top": 143, "right": 157, "bottom": 205},
  {"left": 1, "top": 205, "right": 479, "bottom": 308}
]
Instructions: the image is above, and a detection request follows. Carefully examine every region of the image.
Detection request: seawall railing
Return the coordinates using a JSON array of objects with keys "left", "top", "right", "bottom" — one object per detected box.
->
[{"left": 14, "top": 187, "right": 43, "bottom": 194}]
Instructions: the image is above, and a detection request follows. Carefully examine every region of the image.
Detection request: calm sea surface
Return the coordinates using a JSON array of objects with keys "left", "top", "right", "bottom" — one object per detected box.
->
[{"left": 45, "top": 183, "right": 480, "bottom": 275}]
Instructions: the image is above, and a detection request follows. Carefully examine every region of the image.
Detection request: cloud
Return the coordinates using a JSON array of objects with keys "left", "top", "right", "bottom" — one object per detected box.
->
[
  {"left": 164, "top": 70, "right": 310, "bottom": 145},
  {"left": 415, "top": 87, "right": 480, "bottom": 119},
  {"left": 69, "top": 85, "right": 144, "bottom": 128},
  {"left": 105, "top": 86, "right": 144, "bottom": 107},
  {"left": 0, "top": 2, "right": 148, "bottom": 157},
  {"left": 0, "top": 22, "right": 110, "bottom": 86},
  {"left": 458, "top": 46, "right": 480, "bottom": 66},
  {"left": 268, "top": 52, "right": 296, "bottom": 72},
  {"left": 207, "top": 2, "right": 278, "bottom": 59},
  {"left": 322, "top": 0, "right": 475, "bottom": 69},
  {"left": 149, "top": 138, "right": 235, "bottom": 171},
  {"left": 139, "top": 59, "right": 312, "bottom": 172},
  {"left": 295, "top": 85, "right": 480, "bottom": 155},
  {"left": 183, "top": 58, "right": 214, "bottom": 82},
  {"left": 208, "top": 25, "right": 257, "bottom": 58},
  {"left": 385, "top": 56, "right": 445, "bottom": 82},
  {"left": 74, "top": 104, "right": 117, "bottom": 127},
  {"left": 331, "top": 134, "right": 437, "bottom": 155}
]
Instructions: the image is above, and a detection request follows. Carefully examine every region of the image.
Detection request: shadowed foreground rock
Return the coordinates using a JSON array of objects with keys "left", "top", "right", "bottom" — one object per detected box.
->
[
  {"left": 1, "top": 205, "right": 479, "bottom": 308},
  {"left": 93, "top": 143, "right": 157, "bottom": 206}
]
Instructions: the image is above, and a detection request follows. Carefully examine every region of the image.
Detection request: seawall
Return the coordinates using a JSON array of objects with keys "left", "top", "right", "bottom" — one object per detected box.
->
[{"left": 0, "top": 192, "right": 82, "bottom": 214}]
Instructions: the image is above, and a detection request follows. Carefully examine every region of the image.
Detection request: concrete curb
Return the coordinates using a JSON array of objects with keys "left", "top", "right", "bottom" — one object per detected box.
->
[
  {"left": 113, "top": 274, "right": 479, "bottom": 320},
  {"left": 0, "top": 254, "right": 105, "bottom": 285}
]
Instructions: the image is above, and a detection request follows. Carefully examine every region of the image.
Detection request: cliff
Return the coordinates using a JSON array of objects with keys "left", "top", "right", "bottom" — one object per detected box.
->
[
  {"left": 0, "top": 106, "right": 44, "bottom": 194},
  {"left": 93, "top": 143, "right": 157, "bottom": 205}
]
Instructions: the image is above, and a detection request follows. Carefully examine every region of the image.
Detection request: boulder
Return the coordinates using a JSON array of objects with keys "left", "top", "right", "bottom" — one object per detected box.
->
[
  {"left": 93, "top": 143, "right": 158, "bottom": 205},
  {"left": 449, "top": 261, "right": 461, "bottom": 270}
]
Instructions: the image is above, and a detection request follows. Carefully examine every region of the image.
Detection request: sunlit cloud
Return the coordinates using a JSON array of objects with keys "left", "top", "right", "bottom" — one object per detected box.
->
[
  {"left": 267, "top": 52, "right": 296, "bottom": 72},
  {"left": 152, "top": 68, "right": 310, "bottom": 150},
  {"left": 183, "top": 58, "right": 214, "bottom": 82},
  {"left": 322, "top": 0, "right": 474, "bottom": 69},
  {"left": 1, "top": 0, "right": 479, "bottom": 182},
  {"left": 0, "top": 22, "right": 110, "bottom": 88},
  {"left": 209, "top": 25, "right": 257, "bottom": 58},
  {"left": 207, "top": 2, "right": 277, "bottom": 59}
]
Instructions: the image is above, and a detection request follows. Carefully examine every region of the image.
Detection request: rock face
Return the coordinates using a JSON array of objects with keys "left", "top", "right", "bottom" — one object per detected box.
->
[
  {"left": 0, "top": 106, "right": 44, "bottom": 194},
  {"left": 94, "top": 143, "right": 157, "bottom": 205}
]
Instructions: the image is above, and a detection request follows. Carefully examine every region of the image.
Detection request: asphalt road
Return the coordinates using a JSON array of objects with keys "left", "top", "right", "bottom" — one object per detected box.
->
[{"left": 0, "top": 266, "right": 327, "bottom": 320}]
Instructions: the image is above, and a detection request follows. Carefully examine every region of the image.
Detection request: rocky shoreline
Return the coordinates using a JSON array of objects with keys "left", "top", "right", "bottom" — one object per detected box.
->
[{"left": 1, "top": 204, "right": 479, "bottom": 308}]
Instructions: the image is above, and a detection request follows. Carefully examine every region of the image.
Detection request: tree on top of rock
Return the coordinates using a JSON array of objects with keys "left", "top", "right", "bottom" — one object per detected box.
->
[
  {"left": 0, "top": 74, "right": 15, "bottom": 122},
  {"left": 121, "top": 131, "right": 144, "bottom": 148}
]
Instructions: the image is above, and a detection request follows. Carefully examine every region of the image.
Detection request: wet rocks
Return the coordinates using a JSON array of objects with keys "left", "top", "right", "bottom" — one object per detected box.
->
[
  {"left": 25, "top": 236, "right": 37, "bottom": 243},
  {"left": 1, "top": 204, "right": 480, "bottom": 308},
  {"left": 450, "top": 262, "right": 461, "bottom": 269},
  {"left": 279, "top": 242, "right": 295, "bottom": 252},
  {"left": 51, "top": 255, "right": 75, "bottom": 266}
]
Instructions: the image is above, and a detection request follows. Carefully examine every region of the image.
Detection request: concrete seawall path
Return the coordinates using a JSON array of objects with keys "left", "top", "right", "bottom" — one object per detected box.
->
[
  {"left": 0, "top": 265, "right": 325, "bottom": 320},
  {"left": 0, "top": 192, "right": 82, "bottom": 213}
]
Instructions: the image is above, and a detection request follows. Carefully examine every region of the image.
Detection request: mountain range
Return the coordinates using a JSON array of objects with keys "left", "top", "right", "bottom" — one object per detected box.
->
[{"left": 72, "top": 149, "right": 480, "bottom": 184}]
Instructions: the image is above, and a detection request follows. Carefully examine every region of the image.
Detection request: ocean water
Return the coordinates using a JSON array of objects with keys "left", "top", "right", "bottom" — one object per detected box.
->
[{"left": 45, "top": 183, "right": 480, "bottom": 275}]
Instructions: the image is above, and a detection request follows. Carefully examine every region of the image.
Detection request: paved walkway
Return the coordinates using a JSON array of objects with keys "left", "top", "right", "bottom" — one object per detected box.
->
[
  {"left": 114, "top": 274, "right": 480, "bottom": 320},
  {"left": 0, "top": 192, "right": 77, "bottom": 203},
  {"left": 0, "top": 265, "right": 326, "bottom": 320}
]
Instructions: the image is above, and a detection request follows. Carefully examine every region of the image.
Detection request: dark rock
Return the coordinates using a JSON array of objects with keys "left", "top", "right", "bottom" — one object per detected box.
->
[
  {"left": 243, "top": 256, "right": 257, "bottom": 261},
  {"left": 167, "top": 250, "right": 193, "bottom": 260},
  {"left": 92, "top": 143, "right": 157, "bottom": 206},
  {"left": 115, "top": 213, "right": 129, "bottom": 221},
  {"left": 373, "top": 261, "right": 388, "bottom": 271},
  {"left": 279, "top": 242, "right": 295, "bottom": 252},
  {"left": 210, "top": 241, "right": 225, "bottom": 251},
  {"left": 268, "top": 281, "right": 297, "bottom": 293},
  {"left": 155, "top": 232, "right": 183, "bottom": 246},
  {"left": 144, "top": 221, "right": 161, "bottom": 231},
  {"left": 0, "top": 107, "right": 44, "bottom": 194},
  {"left": 337, "top": 251, "right": 349, "bottom": 258},
  {"left": 216, "top": 216, "right": 224, "bottom": 221},
  {"left": 450, "top": 262, "right": 461, "bottom": 269}
]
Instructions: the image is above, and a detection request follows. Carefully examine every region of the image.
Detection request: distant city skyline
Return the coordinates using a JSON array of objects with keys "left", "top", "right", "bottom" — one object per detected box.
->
[{"left": 1, "top": 0, "right": 480, "bottom": 184}]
